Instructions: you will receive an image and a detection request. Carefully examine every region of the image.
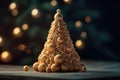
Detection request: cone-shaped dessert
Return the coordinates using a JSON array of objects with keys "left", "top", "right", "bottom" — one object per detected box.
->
[{"left": 33, "top": 9, "right": 86, "bottom": 72}]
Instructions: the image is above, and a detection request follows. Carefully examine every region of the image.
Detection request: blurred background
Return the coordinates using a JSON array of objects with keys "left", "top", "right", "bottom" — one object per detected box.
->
[{"left": 0, "top": 0, "right": 120, "bottom": 65}]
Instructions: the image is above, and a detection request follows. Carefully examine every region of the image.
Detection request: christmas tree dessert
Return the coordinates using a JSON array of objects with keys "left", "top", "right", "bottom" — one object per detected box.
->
[{"left": 33, "top": 9, "right": 86, "bottom": 72}]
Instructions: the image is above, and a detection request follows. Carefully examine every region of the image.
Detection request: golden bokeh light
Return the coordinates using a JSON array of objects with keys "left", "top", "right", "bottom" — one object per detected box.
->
[
  {"left": 0, "top": 51, "right": 12, "bottom": 63},
  {"left": 11, "top": 9, "right": 19, "bottom": 16},
  {"left": 0, "top": 37, "right": 3, "bottom": 43},
  {"left": 81, "top": 32, "right": 87, "bottom": 38},
  {"left": 51, "top": 0, "right": 57, "bottom": 6},
  {"left": 63, "top": 0, "right": 72, "bottom": 4},
  {"left": 85, "top": 16, "right": 92, "bottom": 23},
  {"left": 0, "top": 36, "right": 4, "bottom": 46},
  {"left": 75, "top": 40, "right": 84, "bottom": 49},
  {"left": 22, "top": 24, "right": 29, "bottom": 30},
  {"left": 9, "top": 2, "right": 17, "bottom": 10},
  {"left": 31, "top": 8, "right": 41, "bottom": 18},
  {"left": 18, "top": 44, "right": 27, "bottom": 51},
  {"left": 75, "top": 21, "right": 82, "bottom": 27},
  {"left": 13, "top": 27, "right": 22, "bottom": 37}
]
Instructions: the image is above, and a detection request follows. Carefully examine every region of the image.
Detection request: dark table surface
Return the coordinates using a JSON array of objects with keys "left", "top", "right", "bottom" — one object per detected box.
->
[{"left": 0, "top": 60, "right": 120, "bottom": 80}]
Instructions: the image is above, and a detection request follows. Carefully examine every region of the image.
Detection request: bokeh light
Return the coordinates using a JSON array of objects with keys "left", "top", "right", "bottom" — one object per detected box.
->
[
  {"left": 9, "top": 2, "right": 17, "bottom": 10},
  {"left": 81, "top": 32, "right": 87, "bottom": 38},
  {"left": 18, "top": 44, "right": 27, "bottom": 51},
  {"left": 85, "top": 16, "right": 92, "bottom": 23},
  {"left": 11, "top": 9, "right": 19, "bottom": 16},
  {"left": 51, "top": 0, "right": 57, "bottom": 6},
  {"left": 22, "top": 24, "right": 29, "bottom": 30},
  {"left": 75, "top": 40, "right": 84, "bottom": 49},
  {"left": 63, "top": 0, "right": 72, "bottom": 4},
  {"left": 0, "top": 36, "right": 4, "bottom": 46},
  {"left": 31, "top": 8, "right": 41, "bottom": 18},
  {"left": 0, "top": 51, "right": 12, "bottom": 63},
  {"left": 75, "top": 21, "right": 82, "bottom": 27},
  {"left": 13, "top": 27, "right": 22, "bottom": 37}
]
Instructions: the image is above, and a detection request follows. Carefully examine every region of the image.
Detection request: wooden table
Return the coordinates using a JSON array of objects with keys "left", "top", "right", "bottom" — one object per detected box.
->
[{"left": 0, "top": 60, "right": 120, "bottom": 80}]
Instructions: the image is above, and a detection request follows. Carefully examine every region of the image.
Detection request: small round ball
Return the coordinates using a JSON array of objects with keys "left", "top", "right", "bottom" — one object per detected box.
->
[
  {"left": 54, "top": 54, "right": 64, "bottom": 64},
  {"left": 38, "top": 63, "right": 47, "bottom": 72},
  {"left": 74, "top": 65, "right": 80, "bottom": 71},
  {"left": 80, "top": 63, "right": 87, "bottom": 72},
  {"left": 33, "top": 62, "right": 39, "bottom": 71},
  {"left": 57, "top": 37, "right": 64, "bottom": 43},
  {"left": 66, "top": 47, "right": 73, "bottom": 52},
  {"left": 23, "top": 65, "right": 29, "bottom": 71},
  {"left": 47, "top": 43, "right": 55, "bottom": 52},
  {"left": 80, "top": 66, "right": 86, "bottom": 72},
  {"left": 46, "top": 67, "right": 51, "bottom": 72},
  {"left": 51, "top": 63, "right": 60, "bottom": 72},
  {"left": 61, "top": 63, "right": 69, "bottom": 72}
]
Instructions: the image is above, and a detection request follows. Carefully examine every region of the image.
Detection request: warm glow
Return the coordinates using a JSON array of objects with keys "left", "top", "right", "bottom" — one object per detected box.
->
[
  {"left": 85, "top": 16, "right": 92, "bottom": 23},
  {"left": 22, "top": 24, "right": 29, "bottom": 30},
  {"left": 75, "top": 21, "right": 82, "bottom": 27},
  {"left": 0, "top": 36, "right": 3, "bottom": 43},
  {"left": 18, "top": 44, "right": 27, "bottom": 51},
  {"left": 81, "top": 32, "right": 87, "bottom": 38},
  {"left": 31, "top": 8, "right": 40, "bottom": 18},
  {"left": 51, "top": 0, "right": 57, "bottom": 6},
  {"left": 1, "top": 51, "right": 12, "bottom": 63},
  {"left": 63, "top": 0, "right": 72, "bottom": 4},
  {"left": 75, "top": 40, "right": 83, "bottom": 47},
  {"left": 75, "top": 40, "right": 84, "bottom": 49},
  {"left": 9, "top": 2, "right": 17, "bottom": 10},
  {"left": 13, "top": 27, "right": 22, "bottom": 37},
  {"left": 0, "top": 36, "right": 4, "bottom": 46},
  {"left": 11, "top": 9, "right": 19, "bottom": 16}
]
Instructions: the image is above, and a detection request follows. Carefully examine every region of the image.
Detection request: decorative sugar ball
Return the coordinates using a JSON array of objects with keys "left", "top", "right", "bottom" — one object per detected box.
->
[
  {"left": 80, "top": 63, "right": 86, "bottom": 72},
  {"left": 61, "top": 63, "right": 69, "bottom": 71},
  {"left": 57, "top": 37, "right": 64, "bottom": 43},
  {"left": 81, "top": 66, "right": 86, "bottom": 72},
  {"left": 54, "top": 54, "right": 64, "bottom": 64},
  {"left": 74, "top": 63, "right": 81, "bottom": 71},
  {"left": 70, "top": 67, "right": 74, "bottom": 71},
  {"left": 66, "top": 46, "right": 73, "bottom": 52},
  {"left": 51, "top": 63, "right": 60, "bottom": 72},
  {"left": 38, "top": 63, "right": 47, "bottom": 72},
  {"left": 33, "top": 62, "right": 39, "bottom": 71},
  {"left": 23, "top": 65, "right": 29, "bottom": 71},
  {"left": 47, "top": 43, "right": 55, "bottom": 52},
  {"left": 46, "top": 67, "right": 51, "bottom": 72}
]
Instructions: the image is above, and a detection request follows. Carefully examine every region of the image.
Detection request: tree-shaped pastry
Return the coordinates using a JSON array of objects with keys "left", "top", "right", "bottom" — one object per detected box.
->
[{"left": 33, "top": 9, "right": 86, "bottom": 72}]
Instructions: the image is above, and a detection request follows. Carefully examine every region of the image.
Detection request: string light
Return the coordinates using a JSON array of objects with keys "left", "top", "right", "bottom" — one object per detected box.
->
[
  {"left": 0, "top": 51, "right": 12, "bottom": 63},
  {"left": 13, "top": 27, "right": 22, "bottom": 37},
  {"left": 81, "top": 32, "right": 87, "bottom": 38},
  {"left": 51, "top": 0, "right": 57, "bottom": 6},
  {"left": 9, "top": 2, "right": 17, "bottom": 10},
  {"left": 85, "top": 16, "right": 92, "bottom": 23},
  {"left": 63, "top": 0, "right": 72, "bottom": 4},
  {"left": 0, "top": 36, "right": 4, "bottom": 46},
  {"left": 22, "top": 24, "right": 29, "bottom": 30},
  {"left": 75, "top": 40, "right": 84, "bottom": 49},
  {"left": 75, "top": 21, "right": 82, "bottom": 27},
  {"left": 31, "top": 8, "right": 41, "bottom": 18}
]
